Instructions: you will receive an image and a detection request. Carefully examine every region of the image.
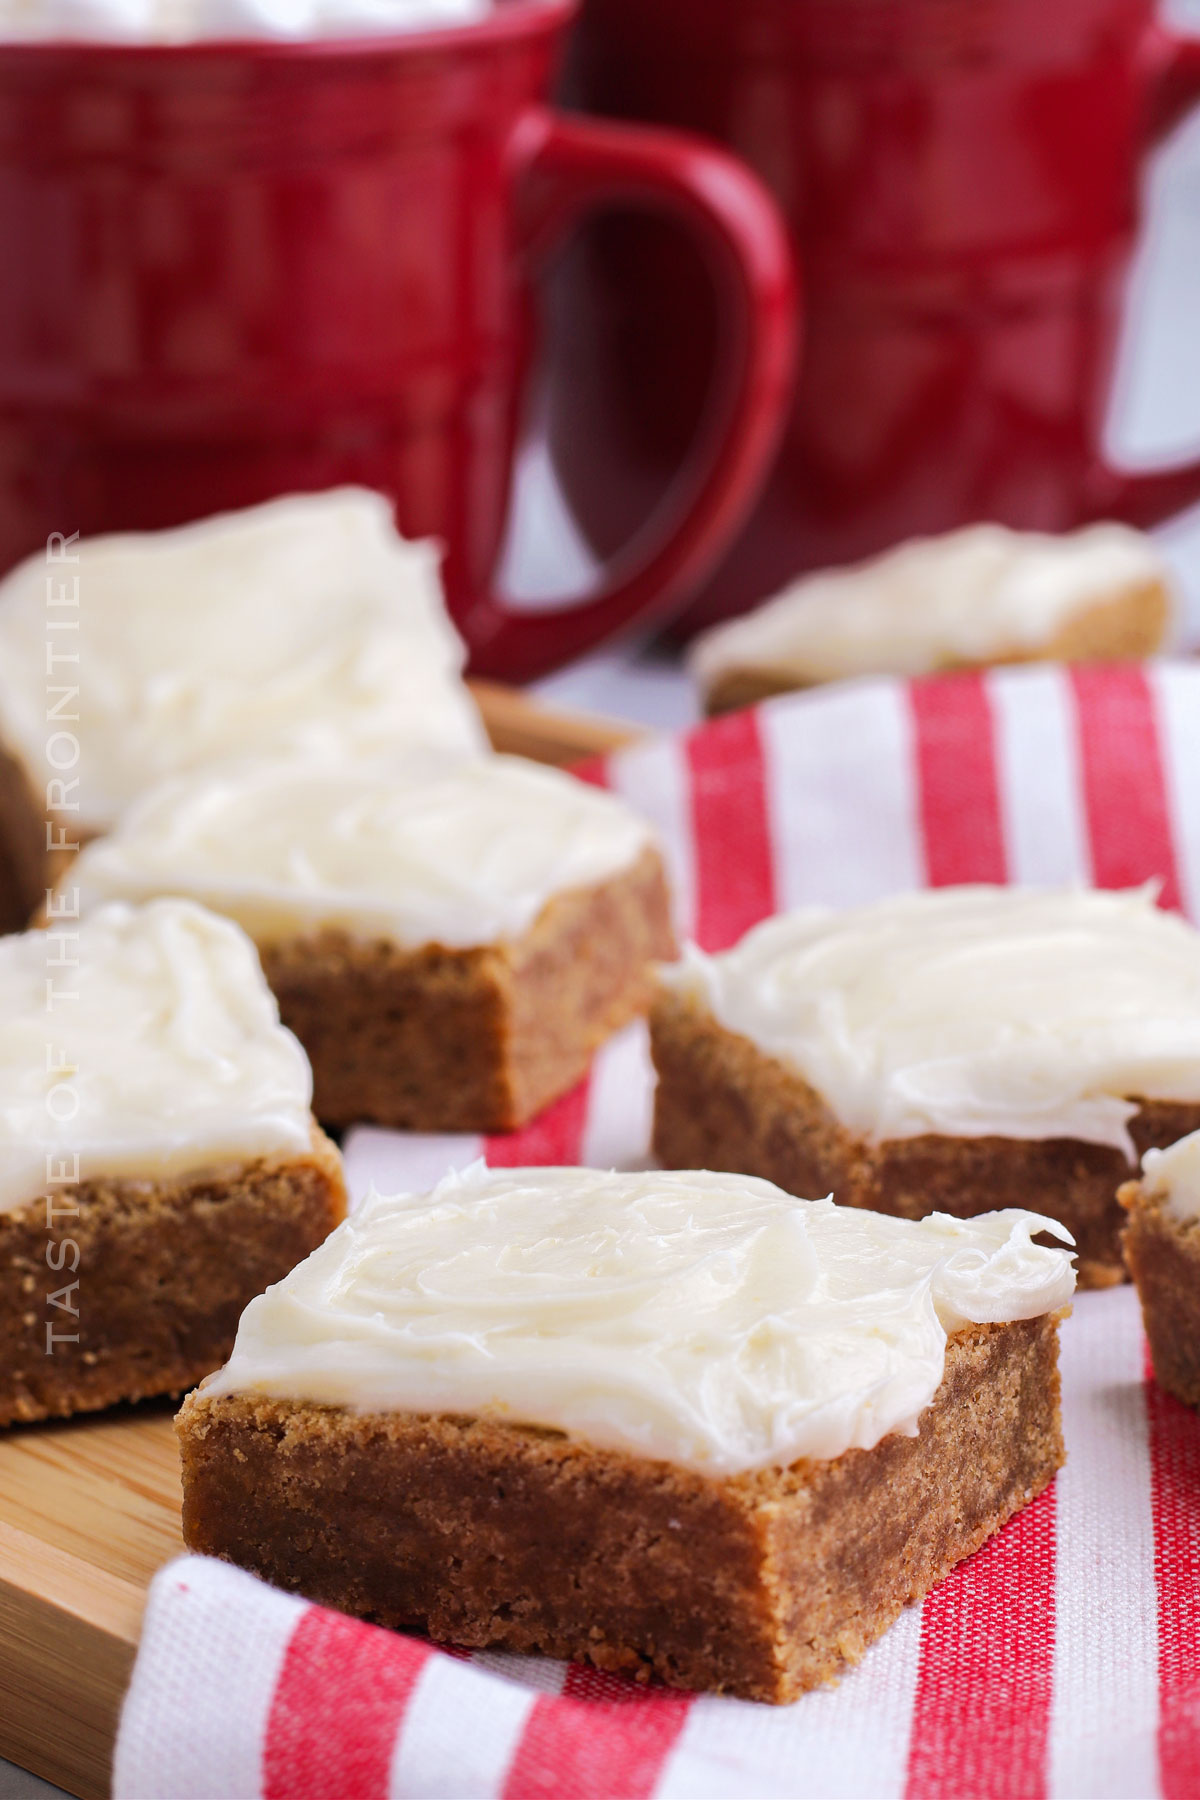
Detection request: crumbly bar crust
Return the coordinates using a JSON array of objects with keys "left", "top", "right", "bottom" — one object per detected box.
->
[
  {"left": 1121, "top": 1179, "right": 1200, "bottom": 1408},
  {"left": 0, "top": 1126, "right": 346, "bottom": 1427},
  {"left": 650, "top": 989, "right": 1200, "bottom": 1287},
  {"left": 702, "top": 579, "right": 1171, "bottom": 715},
  {"left": 261, "top": 846, "right": 675, "bottom": 1132},
  {"left": 177, "top": 1313, "right": 1062, "bottom": 1703}
]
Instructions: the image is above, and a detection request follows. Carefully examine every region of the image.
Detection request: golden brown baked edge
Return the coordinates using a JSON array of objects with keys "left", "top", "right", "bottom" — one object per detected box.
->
[
  {"left": 1121, "top": 1177, "right": 1200, "bottom": 1408},
  {"left": 0, "top": 741, "right": 49, "bottom": 933},
  {"left": 177, "top": 1313, "right": 1062, "bottom": 1703},
  {"left": 0, "top": 1124, "right": 346, "bottom": 1427},
  {"left": 260, "top": 844, "right": 675, "bottom": 1133}
]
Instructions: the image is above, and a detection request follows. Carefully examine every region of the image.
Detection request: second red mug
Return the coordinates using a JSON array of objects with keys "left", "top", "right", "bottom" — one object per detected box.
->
[
  {"left": 553, "top": 0, "right": 1200, "bottom": 634},
  {"left": 0, "top": 0, "right": 795, "bottom": 679}
]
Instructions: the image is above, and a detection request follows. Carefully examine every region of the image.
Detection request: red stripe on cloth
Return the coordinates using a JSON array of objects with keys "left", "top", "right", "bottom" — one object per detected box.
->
[
  {"left": 484, "top": 1077, "right": 592, "bottom": 1168},
  {"left": 1069, "top": 664, "right": 1182, "bottom": 910},
  {"left": 904, "top": 1483, "right": 1057, "bottom": 1800},
  {"left": 685, "top": 708, "right": 775, "bottom": 951},
  {"left": 1145, "top": 1356, "right": 1200, "bottom": 1799},
  {"left": 569, "top": 754, "right": 612, "bottom": 790},
  {"left": 263, "top": 1606, "right": 429, "bottom": 1800},
  {"left": 503, "top": 1675, "right": 691, "bottom": 1800},
  {"left": 908, "top": 673, "right": 1007, "bottom": 886}
]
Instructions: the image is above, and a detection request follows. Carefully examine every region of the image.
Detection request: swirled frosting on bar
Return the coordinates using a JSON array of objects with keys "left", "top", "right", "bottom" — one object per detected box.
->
[
  {"left": 0, "top": 899, "right": 314, "bottom": 1214},
  {"left": 661, "top": 886, "right": 1200, "bottom": 1156},
  {"left": 689, "top": 522, "right": 1169, "bottom": 691},
  {"left": 70, "top": 751, "right": 657, "bottom": 947},
  {"left": 202, "top": 1163, "right": 1075, "bottom": 1473},
  {"left": 0, "top": 488, "right": 485, "bottom": 833},
  {"left": 1141, "top": 1130, "right": 1200, "bottom": 1222}
]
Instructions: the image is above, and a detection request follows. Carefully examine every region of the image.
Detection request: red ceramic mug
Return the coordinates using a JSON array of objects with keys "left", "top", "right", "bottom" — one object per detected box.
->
[
  {"left": 552, "top": 0, "right": 1200, "bottom": 635},
  {"left": 0, "top": 0, "right": 794, "bottom": 679}
]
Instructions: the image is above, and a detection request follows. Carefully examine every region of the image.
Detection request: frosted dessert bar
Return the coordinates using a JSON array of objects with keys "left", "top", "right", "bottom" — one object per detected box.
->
[
  {"left": 1122, "top": 1130, "right": 1200, "bottom": 1408},
  {"left": 0, "top": 899, "right": 345, "bottom": 1425},
  {"left": 69, "top": 752, "right": 674, "bottom": 1131},
  {"left": 652, "top": 885, "right": 1200, "bottom": 1286},
  {"left": 688, "top": 522, "right": 1172, "bottom": 713},
  {"left": 0, "top": 488, "right": 486, "bottom": 930},
  {"left": 178, "top": 1164, "right": 1073, "bottom": 1701}
]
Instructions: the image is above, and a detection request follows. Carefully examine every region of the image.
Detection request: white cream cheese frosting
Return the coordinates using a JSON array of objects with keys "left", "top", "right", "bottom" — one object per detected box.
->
[
  {"left": 688, "top": 521, "right": 1170, "bottom": 691},
  {"left": 0, "top": 898, "right": 314, "bottom": 1215},
  {"left": 70, "top": 750, "right": 657, "bottom": 948},
  {"left": 0, "top": 0, "right": 489, "bottom": 42},
  {"left": 662, "top": 886, "right": 1200, "bottom": 1158},
  {"left": 1141, "top": 1130, "right": 1200, "bottom": 1223},
  {"left": 202, "top": 1163, "right": 1075, "bottom": 1474},
  {"left": 0, "top": 488, "right": 486, "bottom": 834}
]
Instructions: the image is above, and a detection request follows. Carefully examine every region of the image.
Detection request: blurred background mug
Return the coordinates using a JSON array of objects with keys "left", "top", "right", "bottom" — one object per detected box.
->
[
  {"left": 0, "top": 0, "right": 795, "bottom": 678},
  {"left": 551, "top": 0, "right": 1200, "bottom": 634}
]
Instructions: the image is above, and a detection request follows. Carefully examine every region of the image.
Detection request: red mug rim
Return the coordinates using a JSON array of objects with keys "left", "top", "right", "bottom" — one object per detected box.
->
[{"left": 0, "top": 0, "right": 572, "bottom": 60}]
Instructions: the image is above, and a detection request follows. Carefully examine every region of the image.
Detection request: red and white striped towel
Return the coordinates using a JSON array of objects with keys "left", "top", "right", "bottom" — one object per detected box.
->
[{"left": 115, "top": 662, "right": 1200, "bottom": 1800}]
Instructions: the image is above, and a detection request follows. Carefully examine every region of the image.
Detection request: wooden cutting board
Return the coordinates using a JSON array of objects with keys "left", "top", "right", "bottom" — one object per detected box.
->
[{"left": 0, "top": 684, "right": 639, "bottom": 1800}]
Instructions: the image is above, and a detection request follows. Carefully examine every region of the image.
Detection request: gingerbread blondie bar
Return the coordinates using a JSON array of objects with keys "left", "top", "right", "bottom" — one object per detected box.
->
[
  {"left": 179, "top": 1165, "right": 1073, "bottom": 1700},
  {"left": 689, "top": 521, "right": 1171, "bottom": 712},
  {"left": 652, "top": 887, "right": 1200, "bottom": 1286},
  {"left": 0, "top": 898, "right": 346, "bottom": 1425},
  {"left": 1122, "top": 1130, "right": 1200, "bottom": 1409},
  {"left": 69, "top": 752, "right": 674, "bottom": 1131},
  {"left": 0, "top": 488, "right": 486, "bottom": 927}
]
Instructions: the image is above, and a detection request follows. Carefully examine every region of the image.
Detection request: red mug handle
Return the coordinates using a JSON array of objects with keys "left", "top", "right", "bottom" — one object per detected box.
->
[
  {"left": 1090, "top": 23, "right": 1200, "bottom": 527},
  {"left": 452, "top": 107, "right": 796, "bottom": 682}
]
